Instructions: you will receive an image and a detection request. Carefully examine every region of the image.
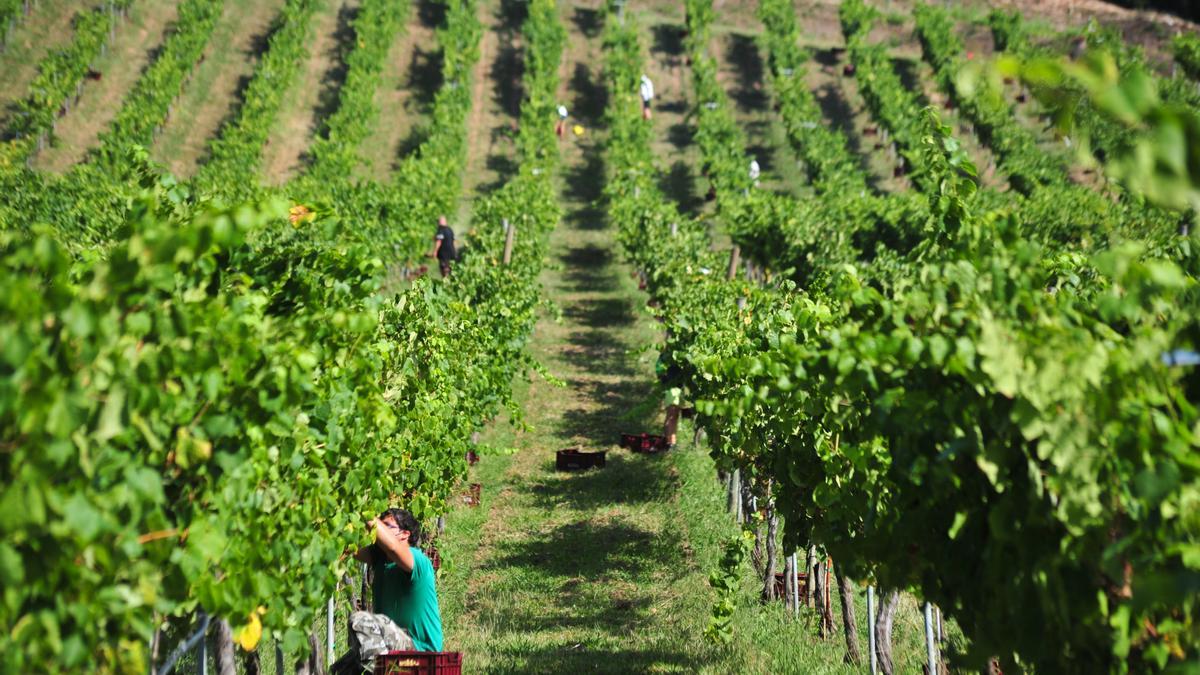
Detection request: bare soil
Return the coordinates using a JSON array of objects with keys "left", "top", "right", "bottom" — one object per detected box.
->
[{"left": 869, "top": 0, "right": 1196, "bottom": 67}]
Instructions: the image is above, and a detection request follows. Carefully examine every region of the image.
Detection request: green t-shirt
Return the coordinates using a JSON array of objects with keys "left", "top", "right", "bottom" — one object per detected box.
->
[{"left": 373, "top": 548, "right": 444, "bottom": 652}]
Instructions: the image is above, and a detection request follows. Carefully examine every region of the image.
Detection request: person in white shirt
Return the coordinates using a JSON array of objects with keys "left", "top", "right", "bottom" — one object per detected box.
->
[
  {"left": 556, "top": 104, "right": 569, "bottom": 138},
  {"left": 748, "top": 158, "right": 761, "bottom": 188},
  {"left": 639, "top": 74, "right": 654, "bottom": 120}
]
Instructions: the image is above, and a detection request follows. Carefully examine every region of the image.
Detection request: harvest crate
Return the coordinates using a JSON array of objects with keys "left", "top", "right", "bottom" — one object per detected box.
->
[
  {"left": 619, "top": 433, "right": 669, "bottom": 453},
  {"left": 556, "top": 448, "right": 606, "bottom": 470},
  {"left": 375, "top": 651, "right": 462, "bottom": 675},
  {"left": 461, "top": 483, "right": 481, "bottom": 507},
  {"left": 773, "top": 570, "right": 809, "bottom": 600}
]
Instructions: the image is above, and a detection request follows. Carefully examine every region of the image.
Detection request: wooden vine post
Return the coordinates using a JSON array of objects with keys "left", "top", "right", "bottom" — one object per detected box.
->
[
  {"left": 789, "top": 552, "right": 800, "bottom": 616},
  {"left": 502, "top": 218, "right": 516, "bottom": 265},
  {"left": 725, "top": 245, "right": 742, "bottom": 521},
  {"left": 875, "top": 590, "right": 901, "bottom": 675},
  {"left": 215, "top": 620, "right": 236, "bottom": 675}
]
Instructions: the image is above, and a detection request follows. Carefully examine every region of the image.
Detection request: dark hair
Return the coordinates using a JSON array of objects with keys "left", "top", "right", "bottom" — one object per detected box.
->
[{"left": 380, "top": 508, "right": 422, "bottom": 547}]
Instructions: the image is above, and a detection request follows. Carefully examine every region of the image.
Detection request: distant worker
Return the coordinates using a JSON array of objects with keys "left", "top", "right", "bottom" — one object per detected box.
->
[
  {"left": 748, "top": 159, "right": 761, "bottom": 188},
  {"left": 556, "top": 104, "right": 569, "bottom": 138},
  {"left": 331, "top": 509, "right": 443, "bottom": 674},
  {"left": 427, "top": 215, "right": 457, "bottom": 278},
  {"left": 640, "top": 74, "right": 655, "bottom": 120},
  {"left": 1069, "top": 35, "right": 1087, "bottom": 60},
  {"left": 656, "top": 349, "right": 685, "bottom": 451}
]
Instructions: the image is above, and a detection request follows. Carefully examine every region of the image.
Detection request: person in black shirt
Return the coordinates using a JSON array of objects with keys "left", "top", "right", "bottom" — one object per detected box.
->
[{"left": 428, "top": 215, "right": 457, "bottom": 277}]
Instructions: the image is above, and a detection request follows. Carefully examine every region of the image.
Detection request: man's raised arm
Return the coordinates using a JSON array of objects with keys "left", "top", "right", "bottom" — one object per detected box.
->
[{"left": 372, "top": 519, "right": 416, "bottom": 572}]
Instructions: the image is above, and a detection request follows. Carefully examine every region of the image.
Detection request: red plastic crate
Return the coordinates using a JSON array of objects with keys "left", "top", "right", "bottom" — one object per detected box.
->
[
  {"left": 556, "top": 447, "right": 606, "bottom": 470},
  {"left": 374, "top": 651, "right": 462, "bottom": 675}
]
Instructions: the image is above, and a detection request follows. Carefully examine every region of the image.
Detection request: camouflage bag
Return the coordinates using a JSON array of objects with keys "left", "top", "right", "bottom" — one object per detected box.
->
[{"left": 347, "top": 611, "right": 415, "bottom": 670}]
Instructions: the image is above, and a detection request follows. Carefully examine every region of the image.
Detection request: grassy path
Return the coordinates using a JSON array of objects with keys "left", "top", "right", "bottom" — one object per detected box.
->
[
  {"left": 639, "top": 6, "right": 705, "bottom": 219},
  {"left": 150, "top": 0, "right": 285, "bottom": 177},
  {"left": 0, "top": 0, "right": 89, "bottom": 130},
  {"left": 260, "top": 0, "right": 355, "bottom": 184},
  {"left": 455, "top": 0, "right": 524, "bottom": 227},
  {"left": 436, "top": 3, "right": 749, "bottom": 671},
  {"left": 33, "top": 0, "right": 180, "bottom": 172},
  {"left": 425, "top": 2, "right": 959, "bottom": 672},
  {"left": 709, "top": 27, "right": 805, "bottom": 199},
  {"left": 355, "top": 0, "right": 440, "bottom": 178}
]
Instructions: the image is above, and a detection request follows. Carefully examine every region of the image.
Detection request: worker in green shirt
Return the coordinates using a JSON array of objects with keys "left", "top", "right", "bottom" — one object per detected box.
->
[{"left": 332, "top": 508, "right": 443, "bottom": 673}]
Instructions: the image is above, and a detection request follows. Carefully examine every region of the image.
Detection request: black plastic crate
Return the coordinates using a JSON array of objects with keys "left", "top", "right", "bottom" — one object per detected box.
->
[{"left": 556, "top": 448, "right": 606, "bottom": 470}]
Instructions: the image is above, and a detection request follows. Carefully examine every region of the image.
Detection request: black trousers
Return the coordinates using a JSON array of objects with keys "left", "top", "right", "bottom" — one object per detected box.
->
[{"left": 329, "top": 651, "right": 370, "bottom": 675}]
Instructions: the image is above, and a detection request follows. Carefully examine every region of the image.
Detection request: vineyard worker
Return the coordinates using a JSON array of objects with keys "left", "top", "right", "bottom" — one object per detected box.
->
[
  {"left": 656, "top": 350, "right": 685, "bottom": 451},
  {"left": 427, "top": 215, "right": 457, "bottom": 277},
  {"left": 556, "top": 104, "right": 569, "bottom": 138},
  {"left": 332, "top": 509, "right": 444, "bottom": 674},
  {"left": 640, "top": 74, "right": 655, "bottom": 120}
]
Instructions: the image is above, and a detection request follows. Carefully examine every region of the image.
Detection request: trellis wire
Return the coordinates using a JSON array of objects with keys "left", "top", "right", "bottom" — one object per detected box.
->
[{"left": 155, "top": 612, "right": 209, "bottom": 675}]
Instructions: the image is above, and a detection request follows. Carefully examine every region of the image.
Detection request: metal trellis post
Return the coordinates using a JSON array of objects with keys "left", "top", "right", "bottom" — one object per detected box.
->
[
  {"left": 199, "top": 630, "right": 207, "bottom": 675},
  {"left": 327, "top": 595, "right": 336, "bottom": 665},
  {"left": 924, "top": 602, "right": 938, "bottom": 675},
  {"left": 867, "top": 587, "right": 877, "bottom": 675},
  {"left": 790, "top": 552, "right": 799, "bottom": 617}
]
